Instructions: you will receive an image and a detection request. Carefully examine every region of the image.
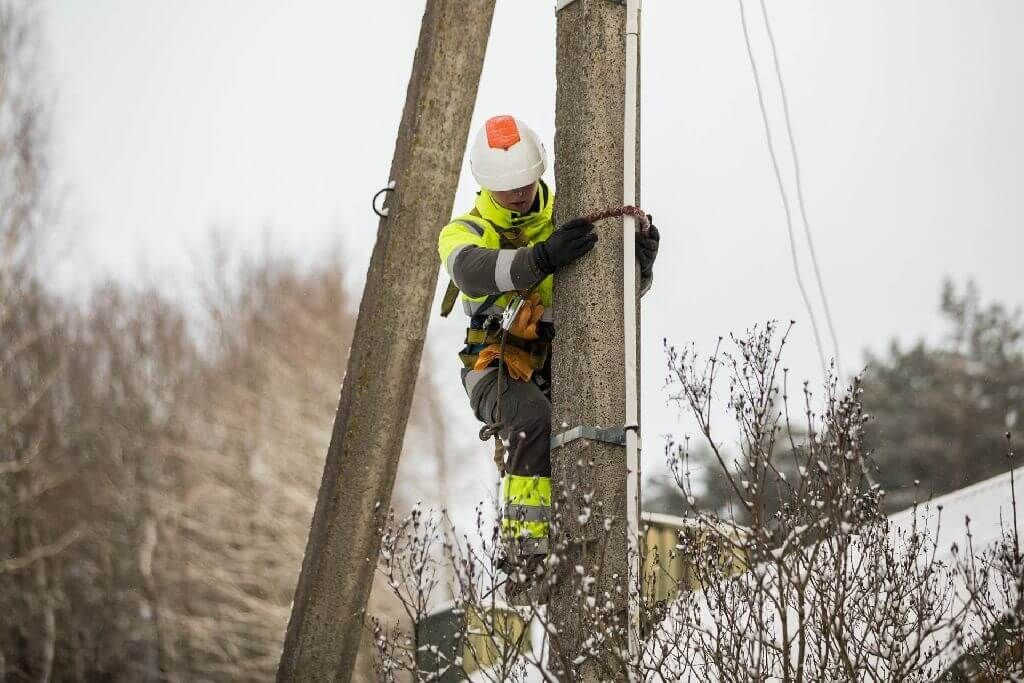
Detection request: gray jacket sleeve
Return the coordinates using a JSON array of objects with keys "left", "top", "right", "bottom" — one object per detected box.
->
[{"left": 447, "top": 245, "right": 546, "bottom": 297}]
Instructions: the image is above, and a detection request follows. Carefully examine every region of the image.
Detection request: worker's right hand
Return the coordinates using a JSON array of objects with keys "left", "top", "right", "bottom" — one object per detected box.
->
[{"left": 533, "top": 218, "right": 598, "bottom": 274}]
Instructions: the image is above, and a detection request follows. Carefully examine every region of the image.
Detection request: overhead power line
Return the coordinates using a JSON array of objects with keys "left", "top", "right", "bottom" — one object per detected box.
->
[
  {"left": 758, "top": 0, "right": 843, "bottom": 377},
  {"left": 736, "top": 0, "right": 829, "bottom": 380},
  {"left": 738, "top": 1, "right": 872, "bottom": 486}
]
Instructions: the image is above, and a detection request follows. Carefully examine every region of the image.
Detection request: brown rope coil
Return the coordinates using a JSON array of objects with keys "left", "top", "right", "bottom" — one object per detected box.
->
[{"left": 581, "top": 205, "right": 650, "bottom": 234}]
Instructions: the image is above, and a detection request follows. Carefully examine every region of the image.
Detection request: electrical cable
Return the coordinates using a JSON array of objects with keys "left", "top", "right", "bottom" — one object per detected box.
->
[
  {"left": 758, "top": 0, "right": 843, "bottom": 377},
  {"left": 740, "top": 2, "right": 875, "bottom": 487},
  {"left": 737, "top": 0, "right": 828, "bottom": 380}
]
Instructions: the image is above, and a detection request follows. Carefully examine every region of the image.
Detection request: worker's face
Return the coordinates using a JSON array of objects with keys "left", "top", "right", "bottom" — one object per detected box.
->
[{"left": 490, "top": 182, "right": 538, "bottom": 214}]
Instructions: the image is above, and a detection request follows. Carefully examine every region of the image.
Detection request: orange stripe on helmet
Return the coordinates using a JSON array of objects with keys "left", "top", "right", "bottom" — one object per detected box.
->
[{"left": 485, "top": 115, "right": 521, "bottom": 150}]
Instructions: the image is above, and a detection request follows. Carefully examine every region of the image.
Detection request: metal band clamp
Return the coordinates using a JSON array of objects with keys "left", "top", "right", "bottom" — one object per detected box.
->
[
  {"left": 550, "top": 424, "right": 639, "bottom": 450},
  {"left": 555, "top": 0, "right": 624, "bottom": 11}
]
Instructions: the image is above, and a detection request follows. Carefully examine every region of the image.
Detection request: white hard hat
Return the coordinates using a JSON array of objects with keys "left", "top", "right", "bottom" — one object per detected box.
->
[{"left": 469, "top": 115, "right": 547, "bottom": 191}]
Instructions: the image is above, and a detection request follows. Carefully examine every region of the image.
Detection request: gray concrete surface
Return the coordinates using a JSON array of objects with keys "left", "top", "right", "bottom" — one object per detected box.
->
[
  {"left": 276, "top": 2, "right": 496, "bottom": 680},
  {"left": 550, "top": 1, "right": 639, "bottom": 679}
]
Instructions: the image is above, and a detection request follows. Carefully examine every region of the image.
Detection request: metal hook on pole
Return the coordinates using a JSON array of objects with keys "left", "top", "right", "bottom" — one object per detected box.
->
[{"left": 372, "top": 179, "right": 397, "bottom": 218}]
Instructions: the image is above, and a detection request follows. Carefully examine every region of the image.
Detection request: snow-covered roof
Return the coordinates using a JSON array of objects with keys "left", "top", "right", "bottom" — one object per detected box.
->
[
  {"left": 887, "top": 468, "right": 1021, "bottom": 565},
  {"left": 641, "top": 469, "right": 1023, "bottom": 678},
  {"left": 460, "top": 472, "right": 1023, "bottom": 680}
]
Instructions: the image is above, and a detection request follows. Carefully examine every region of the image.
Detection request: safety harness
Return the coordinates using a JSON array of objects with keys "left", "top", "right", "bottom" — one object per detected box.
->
[
  {"left": 440, "top": 207, "right": 553, "bottom": 375},
  {"left": 439, "top": 204, "right": 650, "bottom": 476},
  {"left": 438, "top": 207, "right": 555, "bottom": 475}
]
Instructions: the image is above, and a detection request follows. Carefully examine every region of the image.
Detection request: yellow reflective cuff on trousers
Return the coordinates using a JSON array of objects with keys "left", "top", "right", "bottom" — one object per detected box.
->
[
  {"left": 501, "top": 518, "right": 549, "bottom": 540},
  {"left": 503, "top": 474, "right": 551, "bottom": 507},
  {"left": 502, "top": 475, "right": 551, "bottom": 542}
]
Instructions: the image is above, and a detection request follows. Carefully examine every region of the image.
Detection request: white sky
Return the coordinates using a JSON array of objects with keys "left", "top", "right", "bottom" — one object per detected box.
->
[{"left": 42, "top": 1, "right": 1024, "bottom": 509}]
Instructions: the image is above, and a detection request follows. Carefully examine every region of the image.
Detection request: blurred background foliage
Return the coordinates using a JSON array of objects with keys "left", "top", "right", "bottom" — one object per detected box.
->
[
  {"left": 647, "top": 280, "right": 1024, "bottom": 518},
  {"left": 0, "top": 3, "right": 455, "bottom": 680}
]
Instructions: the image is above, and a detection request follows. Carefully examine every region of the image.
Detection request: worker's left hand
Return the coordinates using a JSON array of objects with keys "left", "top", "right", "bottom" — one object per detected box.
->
[{"left": 636, "top": 215, "right": 660, "bottom": 278}]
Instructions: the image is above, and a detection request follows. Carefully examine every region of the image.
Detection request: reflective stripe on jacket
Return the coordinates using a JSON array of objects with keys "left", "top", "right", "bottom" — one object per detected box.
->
[{"left": 437, "top": 180, "right": 555, "bottom": 317}]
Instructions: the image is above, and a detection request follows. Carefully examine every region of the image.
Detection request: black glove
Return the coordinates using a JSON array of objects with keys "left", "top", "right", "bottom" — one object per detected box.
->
[
  {"left": 636, "top": 216, "right": 660, "bottom": 278},
  {"left": 533, "top": 217, "right": 598, "bottom": 275}
]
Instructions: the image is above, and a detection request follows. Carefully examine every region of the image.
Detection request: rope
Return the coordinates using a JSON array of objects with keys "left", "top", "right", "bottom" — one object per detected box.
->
[
  {"left": 478, "top": 325, "right": 511, "bottom": 477},
  {"left": 758, "top": 0, "right": 843, "bottom": 377},
  {"left": 737, "top": 0, "right": 828, "bottom": 380},
  {"left": 583, "top": 205, "right": 651, "bottom": 234}
]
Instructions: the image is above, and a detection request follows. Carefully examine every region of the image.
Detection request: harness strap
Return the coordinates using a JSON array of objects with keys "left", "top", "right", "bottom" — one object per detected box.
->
[
  {"left": 439, "top": 280, "right": 460, "bottom": 318},
  {"left": 465, "top": 328, "right": 538, "bottom": 348},
  {"left": 459, "top": 348, "right": 548, "bottom": 371},
  {"left": 470, "top": 207, "right": 531, "bottom": 249}
]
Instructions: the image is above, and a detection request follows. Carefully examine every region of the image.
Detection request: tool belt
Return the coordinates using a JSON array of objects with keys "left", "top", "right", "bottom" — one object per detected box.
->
[{"left": 459, "top": 316, "right": 553, "bottom": 372}]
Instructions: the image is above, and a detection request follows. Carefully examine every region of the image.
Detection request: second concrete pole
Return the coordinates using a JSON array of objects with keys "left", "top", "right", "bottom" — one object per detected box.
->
[{"left": 277, "top": 2, "right": 496, "bottom": 680}]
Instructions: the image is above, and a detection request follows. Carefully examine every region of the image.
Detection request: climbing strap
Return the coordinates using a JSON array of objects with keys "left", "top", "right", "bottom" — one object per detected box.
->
[
  {"left": 581, "top": 205, "right": 651, "bottom": 235},
  {"left": 461, "top": 325, "right": 548, "bottom": 363},
  {"left": 439, "top": 281, "right": 461, "bottom": 318},
  {"left": 474, "top": 284, "right": 544, "bottom": 477}
]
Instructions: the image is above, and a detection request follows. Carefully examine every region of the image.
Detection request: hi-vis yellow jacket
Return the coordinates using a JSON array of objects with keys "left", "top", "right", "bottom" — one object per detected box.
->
[{"left": 437, "top": 180, "right": 555, "bottom": 323}]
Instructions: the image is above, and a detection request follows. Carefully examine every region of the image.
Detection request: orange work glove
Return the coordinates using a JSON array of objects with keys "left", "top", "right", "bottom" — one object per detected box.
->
[
  {"left": 508, "top": 293, "right": 544, "bottom": 340},
  {"left": 474, "top": 344, "right": 535, "bottom": 382}
]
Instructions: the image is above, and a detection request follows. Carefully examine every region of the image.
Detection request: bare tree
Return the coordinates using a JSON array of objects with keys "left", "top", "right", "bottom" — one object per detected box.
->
[
  {"left": 656, "top": 323, "right": 972, "bottom": 679},
  {"left": 0, "top": 3, "right": 66, "bottom": 679},
  {"left": 369, "top": 322, "right": 1024, "bottom": 681},
  {"left": 0, "top": 0, "right": 49, "bottom": 286},
  {"left": 939, "top": 435, "right": 1024, "bottom": 679},
  {"left": 0, "top": 2, "right": 464, "bottom": 679},
  {"left": 0, "top": 284, "right": 70, "bottom": 682},
  {"left": 150, "top": 251, "right": 452, "bottom": 681}
]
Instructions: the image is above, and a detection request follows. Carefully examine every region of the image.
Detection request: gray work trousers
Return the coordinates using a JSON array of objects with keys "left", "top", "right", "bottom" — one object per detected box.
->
[{"left": 462, "top": 367, "right": 551, "bottom": 478}]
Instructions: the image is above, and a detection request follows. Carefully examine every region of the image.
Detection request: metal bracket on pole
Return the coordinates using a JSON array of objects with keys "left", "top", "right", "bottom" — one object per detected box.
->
[
  {"left": 372, "top": 179, "right": 397, "bottom": 218},
  {"left": 555, "top": 0, "right": 623, "bottom": 12},
  {"left": 550, "top": 424, "right": 639, "bottom": 450}
]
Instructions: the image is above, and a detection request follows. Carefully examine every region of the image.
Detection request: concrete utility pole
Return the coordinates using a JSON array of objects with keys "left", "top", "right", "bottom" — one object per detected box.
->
[
  {"left": 277, "top": 2, "right": 495, "bottom": 680},
  {"left": 550, "top": 0, "right": 642, "bottom": 678}
]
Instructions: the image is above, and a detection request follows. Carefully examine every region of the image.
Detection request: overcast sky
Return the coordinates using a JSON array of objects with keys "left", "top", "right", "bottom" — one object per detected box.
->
[{"left": 41, "top": 1, "right": 1024, "bottom": 508}]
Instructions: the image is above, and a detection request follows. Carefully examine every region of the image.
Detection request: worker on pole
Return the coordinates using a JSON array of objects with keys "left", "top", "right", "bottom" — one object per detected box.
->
[{"left": 437, "top": 114, "right": 660, "bottom": 602}]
